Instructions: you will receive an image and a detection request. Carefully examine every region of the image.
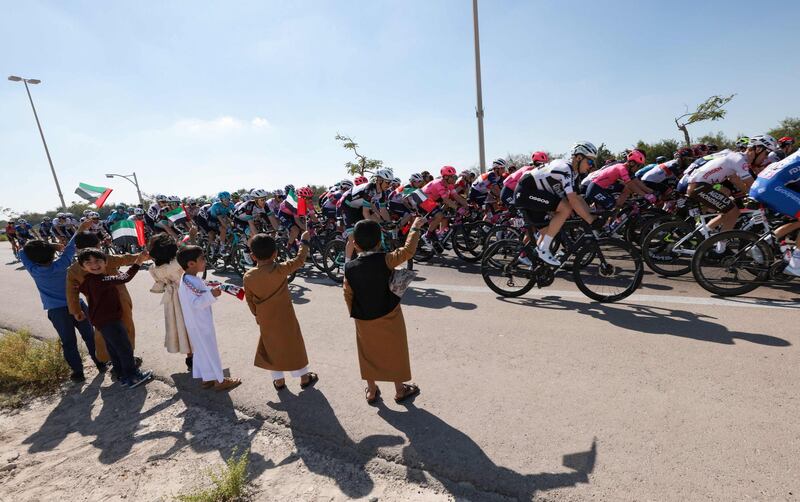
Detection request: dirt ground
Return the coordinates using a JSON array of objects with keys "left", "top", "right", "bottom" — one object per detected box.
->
[{"left": 0, "top": 367, "right": 470, "bottom": 502}]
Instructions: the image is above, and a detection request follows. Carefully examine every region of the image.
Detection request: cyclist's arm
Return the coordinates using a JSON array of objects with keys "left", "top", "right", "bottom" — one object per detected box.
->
[
  {"left": 451, "top": 192, "right": 469, "bottom": 207},
  {"left": 567, "top": 192, "right": 596, "bottom": 223},
  {"left": 730, "top": 175, "right": 753, "bottom": 195}
]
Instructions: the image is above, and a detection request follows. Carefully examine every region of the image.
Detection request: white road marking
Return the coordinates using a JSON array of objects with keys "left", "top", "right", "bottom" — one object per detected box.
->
[{"left": 413, "top": 283, "right": 800, "bottom": 311}]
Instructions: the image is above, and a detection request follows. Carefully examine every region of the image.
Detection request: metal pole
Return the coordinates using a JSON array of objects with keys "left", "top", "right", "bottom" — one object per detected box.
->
[
  {"left": 131, "top": 172, "right": 144, "bottom": 206},
  {"left": 472, "top": 0, "right": 487, "bottom": 173},
  {"left": 22, "top": 80, "right": 67, "bottom": 210}
]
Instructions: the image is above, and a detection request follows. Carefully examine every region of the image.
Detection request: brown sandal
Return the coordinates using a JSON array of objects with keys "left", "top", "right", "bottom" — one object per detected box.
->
[
  {"left": 300, "top": 372, "right": 318, "bottom": 389},
  {"left": 273, "top": 379, "right": 286, "bottom": 391},
  {"left": 366, "top": 386, "right": 381, "bottom": 405},
  {"left": 213, "top": 378, "right": 241, "bottom": 392},
  {"left": 201, "top": 381, "right": 215, "bottom": 389},
  {"left": 394, "top": 383, "right": 420, "bottom": 403}
]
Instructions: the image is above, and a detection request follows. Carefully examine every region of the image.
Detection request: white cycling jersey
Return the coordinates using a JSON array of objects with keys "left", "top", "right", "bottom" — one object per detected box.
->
[
  {"left": 687, "top": 151, "right": 752, "bottom": 184},
  {"left": 522, "top": 159, "right": 575, "bottom": 198}
]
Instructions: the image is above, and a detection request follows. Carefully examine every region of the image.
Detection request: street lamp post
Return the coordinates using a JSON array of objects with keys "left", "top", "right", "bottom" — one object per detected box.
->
[
  {"left": 472, "top": 0, "right": 487, "bottom": 173},
  {"left": 105, "top": 172, "right": 144, "bottom": 206},
  {"left": 8, "top": 75, "right": 67, "bottom": 210}
]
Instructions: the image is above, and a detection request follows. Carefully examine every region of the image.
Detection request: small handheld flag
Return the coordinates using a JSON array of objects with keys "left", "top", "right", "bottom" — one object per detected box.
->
[
  {"left": 205, "top": 281, "right": 246, "bottom": 300},
  {"left": 110, "top": 220, "right": 139, "bottom": 248},
  {"left": 164, "top": 206, "right": 188, "bottom": 226},
  {"left": 75, "top": 183, "right": 113, "bottom": 208}
]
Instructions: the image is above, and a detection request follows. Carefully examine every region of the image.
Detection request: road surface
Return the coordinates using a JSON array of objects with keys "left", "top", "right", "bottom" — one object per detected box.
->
[{"left": 2, "top": 242, "right": 799, "bottom": 501}]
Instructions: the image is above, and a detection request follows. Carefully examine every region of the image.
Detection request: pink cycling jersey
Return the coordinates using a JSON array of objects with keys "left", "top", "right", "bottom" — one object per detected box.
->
[
  {"left": 503, "top": 165, "right": 534, "bottom": 190},
  {"left": 591, "top": 163, "right": 631, "bottom": 189},
  {"left": 422, "top": 178, "right": 456, "bottom": 202}
]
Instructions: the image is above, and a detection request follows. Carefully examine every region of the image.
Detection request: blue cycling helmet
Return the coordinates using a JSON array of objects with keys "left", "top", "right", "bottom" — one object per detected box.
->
[{"left": 218, "top": 191, "right": 231, "bottom": 200}]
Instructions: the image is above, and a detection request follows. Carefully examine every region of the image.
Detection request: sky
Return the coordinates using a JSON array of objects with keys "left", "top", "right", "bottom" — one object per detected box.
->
[{"left": 2, "top": 0, "right": 798, "bottom": 212}]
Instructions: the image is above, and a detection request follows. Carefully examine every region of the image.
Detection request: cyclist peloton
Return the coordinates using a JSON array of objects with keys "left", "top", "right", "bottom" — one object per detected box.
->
[
  {"left": 513, "top": 141, "right": 603, "bottom": 266},
  {"left": 233, "top": 188, "right": 280, "bottom": 240},
  {"left": 501, "top": 151, "right": 549, "bottom": 208},
  {"left": 419, "top": 166, "right": 469, "bottom": 249},
  {"left": 340, "top": 169, "right": 395, "bottom": 261},
  {"left": 38, "top": 216, "right": 55, "bottom": 243},
  {"left": 582, "top": 150, "right": 655, "bottom": 210}
]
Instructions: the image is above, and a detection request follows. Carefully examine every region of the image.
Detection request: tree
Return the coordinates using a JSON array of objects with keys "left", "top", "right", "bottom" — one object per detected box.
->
[
  {"left": 674, "top": 94, "right": 736, "bottom": 146},
  {"left": 595, "top": 143, "right": 616, "bottom": 167},
  {"left": 634, "top": 139, "right": 680, "bottom": 162},
  {"left": 768, "top": 117, "right": 800, "bottom": 151},
  {"left": 695, "top": 131, "right": 736, "bottom": 151},
  {"left": 335, "top": 133, "right": 384, "bottom": 176}
]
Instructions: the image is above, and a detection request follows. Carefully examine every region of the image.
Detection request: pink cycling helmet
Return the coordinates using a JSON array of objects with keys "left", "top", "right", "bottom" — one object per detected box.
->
[
  {"left": 297, "top": 186, "right": 314, "bottom": 198},
  {"left": 627, "top": 150, "right": 646, "bottom": 165},
  {"left": 531, "top": 151, "right": 549, "bottom": 164},
  {"left": 440, "top": 165, "right": 457, "bottom": 177},
  {"left": 354, "top": 175, "right": 368, "bottom": 185}
]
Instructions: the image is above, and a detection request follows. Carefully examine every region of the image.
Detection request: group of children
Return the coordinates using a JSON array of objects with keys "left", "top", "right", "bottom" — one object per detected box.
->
[{"left": 19, "top": 214, "right": 427, "bottom": 403}]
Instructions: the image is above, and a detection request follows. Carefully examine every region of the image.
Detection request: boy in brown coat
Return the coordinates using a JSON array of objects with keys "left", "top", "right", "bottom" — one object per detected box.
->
[
  {"left": 243, "top": 231, "right": 318, "bottom": 391},
  {"left": 344, "top": 216, "right": 425, "bottom": 404}
]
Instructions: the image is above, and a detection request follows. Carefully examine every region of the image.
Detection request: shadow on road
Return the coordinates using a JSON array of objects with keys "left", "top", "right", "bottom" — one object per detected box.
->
[
  {"left": 404, "top": 287, "right": 477, "bottom": 310},
  {"left": 501, "top": 296, "right": 791, "bottom": 346},
  {"left": 267, "top": 387, "right": 404, "bottom": 498},
  {"left": 377, "top": 402, "right": 596, "bottom": 500}
]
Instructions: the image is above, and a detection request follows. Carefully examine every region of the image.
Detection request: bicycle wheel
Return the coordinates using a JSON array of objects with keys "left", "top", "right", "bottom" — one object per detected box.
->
[
  {"left": 481, "top": 240, "right": 537, "bottom": 297},
  {"left": 322, "top": 239, "right": 346, "bottom": 284},
  {"left": 572, "top": 238, "right": 643, "bottom": 302},
  {"left": 451, "top": 223, "right": 483, "bottom": 263},
  {"left": 634, "top": 213, "right": 675, "bottom": 249},
  {"left": 691, "top": 230, "right": 772, "bottom": 296},
  {"left": 641, "top": 221, "right": 699, "bottom": 277},
  {"left": 482, "top": 224, "right": 524, "bottom": 255}
]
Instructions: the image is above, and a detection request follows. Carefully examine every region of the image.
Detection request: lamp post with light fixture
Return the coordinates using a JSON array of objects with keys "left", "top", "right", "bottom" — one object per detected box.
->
[
  {"left": 8, "top": 75, "right": 66, "bottom": 210},
  {"left": 105, "top": 172, "right": 144, "bottom": 207}
]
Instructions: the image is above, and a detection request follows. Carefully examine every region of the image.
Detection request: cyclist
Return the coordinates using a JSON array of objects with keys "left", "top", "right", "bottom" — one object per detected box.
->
[
  {"left": 208, "top": 191, "right": 235, "bottom": 253},
  {"left": 184, "top": 197, "right": 200, "bottom": 221},
  {"left": 735, "top": 136, "right": 750, "bottom": 153},
  {"left": 638, "top": 147, "right": 695, "bottom": 199},
  {"left": 501, "top": 151, "right": 549, "bottom": 207},
  {"left": 419, "top": 166, "right": 469, "bottom": 249},
  {"left": 37, "top": 217, "right": 54, "bottom": 243},
  {"left": 582, "top": 150, "right": 654, "bottom": 210},
  {"left": 687, "top": 134, "right": 777, "bottom": 235},
  {"left": 341, "top": 168, "right": 394, "bottom": 261},
  {"left": 128, "top": 207, "right": 145, "bottom": 222},
  {"left": 106, "top": 203, "right": 129, "bottom": 226},
  {"left": 388, "top": 173, "right": 424, "bottom": 230},
  {"left": 469, "top": 158, "right": 507, "bottom": 212},
  {"left": 233, "top": 188, "right": 279, "bottom": 239},
  {"left": 278, "top": 185, "right": 316, "bottom": 250},
  {"left": 321, "top": 180, "right": 352, "bottom": 220},
  {"left": 87, "top": 212, "right": 111, "bottom": 240},
  {"left": 145, "top": 194, "right": 169, "bottom": 233},
  {"left": 454, "top": 169, "right": 477, "bottom": 198},
  {"left": 750, "top": 149, "right": 800, "bottom": 275},
  {"left": 513, "top": 141, "right": 602, "bottom": 266},
  {"left": 769, "top": 136, "right": 795, "bottom": 163}
]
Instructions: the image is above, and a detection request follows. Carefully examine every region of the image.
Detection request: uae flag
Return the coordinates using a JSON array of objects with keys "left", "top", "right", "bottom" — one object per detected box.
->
[
  {"left": 285, "top": 187, "right": 307, "bottom": 216},
  {"left": 164, "top": 206, "right": 187, "bottom": 225},
  {"left": 75, "top": 183, "right": 113, "bottom": 208},
  {"left": 110, "top": 220, "right": 145, "bottom": 248}
]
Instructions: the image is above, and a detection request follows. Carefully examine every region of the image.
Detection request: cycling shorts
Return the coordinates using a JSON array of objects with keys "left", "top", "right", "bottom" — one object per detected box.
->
[
  {"left": 388, "top": 200, "right": 411, "bottom": 216},
  {"left": 584, "top": 182, "right": 616, "bottom": 210},
  {"left": 690, "top": 183, "right": 736, "bottom": 213},
  {"left": 195, "top": 215, "right": 219, "bottom": 233},
  {"left": 277, "top": 211, "right": 300, "bottom": 230},
  {"left": 499, "top": 186, "right": 515, "bottom": 207},
  {"left": 513, "top": 186, "right": 560, "bottom": 227},
  {"left": 467, "top": 188, "right": 488, "bottom": 205}
]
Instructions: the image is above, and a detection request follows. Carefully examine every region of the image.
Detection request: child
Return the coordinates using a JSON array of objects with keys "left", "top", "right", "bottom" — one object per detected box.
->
[
  {"left": 19, "top": 220, "right": 99, "bottom": 382},
  {"left": 176, "top": 245, "right": 241, "bottom": 391},
  {"left": 66, "top": 231, "right": 141, "bottom": 371},
  {"left": 243, "top": 231, "right": 318, "bottom": 391},
  {"left": 76, "top": 248, "right": 153, "bottom": 388},
  {"left": 343, "top": 216, "right": 426, "bottom": 404},
  {"left": 148, "top": 234, "right": 192, "bottom": 370}
]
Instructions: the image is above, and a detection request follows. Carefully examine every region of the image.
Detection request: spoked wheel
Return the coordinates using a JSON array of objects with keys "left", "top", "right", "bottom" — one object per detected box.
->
[
  {"left": 482, "top": 225, "right": 524, "bottom": 256},
  {"left": 414, "top": 235, "right": 436, "bottom": 262},
  {"left": 641, "top": 221, "right": 699, "bottom": 276},
  {"left": 572, "top": 238, "right": 643, "bottom": 302},
  {"left": 451, "top": 223, "right": 484, "bottom": 263},
  {"left": 481, "top": 240, "right": 537, "bottom": 297},
  {"left": 691, "top": 230, "right": 772, "bottom": 296},
  {"left": 322, "top": 239, "right": 346, "bottom": 284}
]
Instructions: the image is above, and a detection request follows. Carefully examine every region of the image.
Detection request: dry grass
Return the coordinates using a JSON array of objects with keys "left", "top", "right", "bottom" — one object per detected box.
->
[
  {"left": 0, "top": 330, "right": 72, "bottom": 407},
  {"left": 176, "top": 448, "right": 251, "bottom": 502}
]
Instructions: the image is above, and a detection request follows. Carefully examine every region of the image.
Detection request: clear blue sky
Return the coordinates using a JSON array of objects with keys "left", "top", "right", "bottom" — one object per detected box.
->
[{"left": 2, "top": 0, "right": 798, "bottom": 212}]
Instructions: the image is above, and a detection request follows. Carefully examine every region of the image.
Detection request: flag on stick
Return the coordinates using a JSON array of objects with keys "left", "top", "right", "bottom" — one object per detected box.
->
[
  {"left": 110, "top": 220, "right": 140, "bottom": 248},
  {"left": 285, "top": 187, "right": 298, "bottom": 210},
  {"left": 75, "top": 183, "right": 113, "bottom": 208},
  {"left": 163, "top": 206, "right": 187, "bottom": 226},
  {"left": 134, "top": 219, "right": 146, "bottom": 247}
]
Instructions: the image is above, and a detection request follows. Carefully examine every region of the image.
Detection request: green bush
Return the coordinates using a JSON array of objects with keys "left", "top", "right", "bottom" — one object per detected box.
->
[
  {"left": 176, "top": 448, "right": 251, "bottom": 502},
  {"left": 0, "top": 331, "right": 71, "bottom": 407}
]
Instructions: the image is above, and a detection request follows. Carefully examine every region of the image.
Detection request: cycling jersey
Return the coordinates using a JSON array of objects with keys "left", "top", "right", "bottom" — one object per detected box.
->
[
  {"left": 767, "top": 150, "right": 786, "bottom": 165},
  {"left": 232, "top": 200, "right": 268, "bottom": 222},
  {"left": 503, "top": 166, "right": 535, "bottom": 191},
  {"left": 750, "top": 150, "right": 800, "bottom": 218},
  {"left": 687, "top": 151, "right": 752, "bottom": 184},
  {"left": 14, "top": 223, "right": 33, "bottom": 239},
  {"left": 421, "top": 178, "right": 456, "bottom": 202},
  {"left": 519, "top": 159, "right": 575, "bottom": 198},
  {"left": 640, "top": 160, "right": 681, "bottom": 184},
  {"left": 584, "top": 163, "right": 630, "bottom": 189},
  {"left": 340, "top": 182, "right": 386, "bottom": 227},
  {"left": 146, "top": 203, "right": 164, "bottom": 222},
  {"left": 470, "top": 172, "right": 501, "bottom": 194},
  {"left": 106, "top": 211, "right": 128, "bottom": 225},
  {"left": 266, "top": 197, "right": 283, "bottom": 215},
  {"left": 39, "top": 221, "right": 53, "bottom": 235},
  {"left": 208, "top": 201, "right": 234, "bottom": 220}
]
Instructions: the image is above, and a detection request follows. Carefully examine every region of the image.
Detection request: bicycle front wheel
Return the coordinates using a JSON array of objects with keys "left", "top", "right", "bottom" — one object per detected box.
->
[
  {"left": 691, "top": 230, "right": 772, "bottom": 296},
  {"left": 322, "top": 239, "right": 346, "bottom": 284},
  {"left": 481, "top": 240, "right": 537, "bottom": 297},
  {"left": 572, "top": 238, "right": 643, "bottom": 302},
  {"left": 641, "top": 221, "right": 699, "bottom": 277}
]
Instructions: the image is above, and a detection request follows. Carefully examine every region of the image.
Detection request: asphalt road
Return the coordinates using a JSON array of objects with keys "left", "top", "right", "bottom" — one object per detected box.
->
[{"left": 2, "top": 242, "right": 799, "bottom": 501}]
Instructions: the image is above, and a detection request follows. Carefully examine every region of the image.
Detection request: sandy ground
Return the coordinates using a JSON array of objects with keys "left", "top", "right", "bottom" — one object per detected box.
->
[{"left": 0, "top": 368, "right": 465, "bottom": 502}]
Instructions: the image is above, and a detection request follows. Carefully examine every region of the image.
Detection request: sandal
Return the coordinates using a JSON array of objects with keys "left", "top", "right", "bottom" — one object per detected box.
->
[
  {"left": 366, "top": 386, "right": 381, "bottom": 405},
  {"left": 213, "top": 378, "right": 242, "bottom": 392},
  {"left": 201, "top": 381, "right": 215, "bottom": 389},
  {"left": 394, "top": 383, "right": 420, "bottom": 403},
  {"left": 300, "top": 372, "right": 319, "bottom": 389},
  {"left": 273, "top": 379, "right": 286, "bottom": 391}
]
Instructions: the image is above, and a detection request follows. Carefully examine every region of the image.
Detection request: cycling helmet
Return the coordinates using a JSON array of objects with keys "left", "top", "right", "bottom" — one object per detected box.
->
[
  {"left": 89, "top": 211, "right": 100, "bottom": 219},
  {"left": 83, "top": 209, "right": 92, "bottom": 216},
  {"left": 440, "top": 165, "right": 457, "bottom": 177},
  {"left": 65, "top": 212, "right": 74, "bottom": 217},
  {"left": 339, "top": 179, "right": 353, "bottom": 190},
  {"left": 736, "top": 136, "right": 750, "bottom": 149},
  {"left": 134, "top": 207, "right": 144, "bottom": 215},
  {"left": 127, "top": 207, "right": 135, "bottom": 214},
  {"left": 354, "top": 176, "right": 368, "bottom": 186},
  {"left": 707, "top": 144, "right": 719, "bottom": 153},
  {"left": 374, "top": 168, "right": 394, "bottom": 181},
  {"left": 155, "top": 194, "right": 168, "bottom": 202},
  {"left": 115, "top": 203, "right": 126, "bottom": 209},
  {"left": 297, "top": 186, "right": 314, "bottom": 198},
  {"left": 492, "top": 158, "right": 509, "bottom": 170},
  {"left": 675, "top": 147, "right": 694, "bottom": 158},
  {"left": 42, "top": 216, "right": 51, "bottom": 222},
  {"left": 748, "top": 134, "right": 778, "bottom": 151},
  {"left": 56, "top": 212, "right": 65, "bottom": 218},
  {"left": 779, "top": 136, "right": 795, "bottom": 146},
  {"left": 273, "top": 188, "right": 286, "bottom": 197},
  {"left": 655, "top": 156, "right": 668, "bottom": 164},
  {"left": 217, "top": 191, "right": 231, "bottom": 200},
  {"left": 284, "top": 184, "right": 295, "bottom": 194},
  {"left": 168, "top": 195, "right": 181, "bottom": 203},
  {"left": 627, "top": 150, "right": 646, "bottom": 165},
  {"left": 18, "top": 218, "right": 26, "bottom": 224},
  {"left": 570, "top": 141, "right": 598, "bottom": 158},
  {"left": 409, "top": 173, "right": 424, "bottom": 183},
  {"left": 250, "top": 188, "right": 269, "bottom": 199},
  {"left": 231, "top": 192, "right": 241, "bottom": 200},
  {"left": 391, "top": 176, "right": 401, "bottom": 185},
  {"left": 242, "top": 194, "right": 253, "bottom": 202},
  {"left": 531, "top": 151, "right": 549, "bottom": 164}
]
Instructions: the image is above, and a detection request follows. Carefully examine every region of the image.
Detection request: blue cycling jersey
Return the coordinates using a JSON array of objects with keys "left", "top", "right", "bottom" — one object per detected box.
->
[
  {"left": 209, "top": 201, "right": 234, "bottom": 219},
  {"left": 106, "top": 211, "right": 129, "bottom": 225}
]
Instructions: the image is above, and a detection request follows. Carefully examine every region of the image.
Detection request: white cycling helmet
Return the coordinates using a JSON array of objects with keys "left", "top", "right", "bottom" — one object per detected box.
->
[
  {"left": 83, "top": 209, "right": 92, "bottom": 216},
  {"left": 168, "top": 195, "right": 181, "bottom": 203},
  {"left": 134, "top": 207, "right": 144, "bottom": 215},
  {"left": 570, "top": 141, "right": 599, "bottom": 159},
  {"left": 250, "top": 188, "right": 269, "bottom": 198},
  {"left": 89, "top": 211, "right": 100, "bottom": 218},
  {"left": 56, "top": 212, "right": 65, "bottom": 218},
  {"left": 155, "top": 194, "right": 168, "bottom": 202},
  {"left": 340, "top": 179, "right": 353, "bottom": 190},
  {"left": 409, "top": 173, "right": 424, "bottom": 183},
  {"left": 491, "top": 158, "right": 509, "bottom": 170},
  {"left": 65, "top": 212, "right": 74, "bottom": 218},
  {"left": 18, "top": 218, "right": 26, "bottom": 224},
  {"left": 748, "top": 134, "right": 778, "bottom": 152},
  {"left": 391, "top": 177, "right": 401, "bottom": 185},
  {"left": 273, "top": 188, "right": 286, "bottom": 197},
  {"left": 374, "top": 168, "right": 394, "bottom": 181}
]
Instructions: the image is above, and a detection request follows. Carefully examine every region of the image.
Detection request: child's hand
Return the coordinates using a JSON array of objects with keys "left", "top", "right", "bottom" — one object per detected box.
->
[
  {"left": 300, "top": 230, "right": 311, "bottom": 242},
  {"left": 210, "top": 286, "right": 222, "bottom": 297},
  {"left": 73, "top": 312, "right": 86, "bottom": 322},
  {"left": 411, "top": 216, "right": 427, "bottom": 230},
  {"left": 78, "top": 219, "right": 93, "bottom": 232},
  {"left": 136, "top": 251, "right": 150, "bottom": 264}
]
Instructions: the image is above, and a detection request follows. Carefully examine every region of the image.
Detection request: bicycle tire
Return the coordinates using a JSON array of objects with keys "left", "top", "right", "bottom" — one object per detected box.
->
[
  {"left": 572, "top": 238, "right": 643, "bottom": 302},
  {"left": 690, "top": 230, "right": 771, "bottom": 296},
  {"left": 451, "top": 224, "right": 483, "bottom": 263},
  {"left": 480, "top": 240, "right": 537, "bottom": 297},
  {"left": 322, "top": 239, "right": 346, "bottom": 284},
  {"left": 641, "top": 221, "right": 698, "bottom": 277}
]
